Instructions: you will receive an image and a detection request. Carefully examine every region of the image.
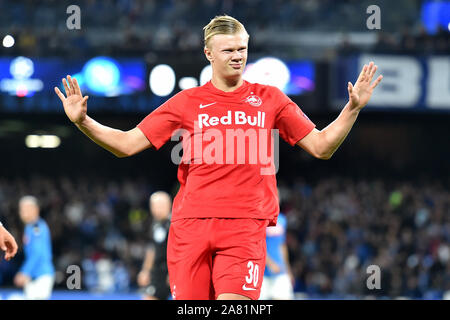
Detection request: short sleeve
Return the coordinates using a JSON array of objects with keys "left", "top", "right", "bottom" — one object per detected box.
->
[
  {"left": 137, "top": 92, "right": 185, "bottom": 150},
  {"left": 273, "top": 88, "right": 315, "bottom": 146}
]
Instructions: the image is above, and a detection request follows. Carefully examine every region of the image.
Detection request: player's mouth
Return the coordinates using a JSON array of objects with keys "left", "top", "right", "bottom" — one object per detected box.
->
[{"left": 230, "top": 64, "right": 242, "bottom": 69}]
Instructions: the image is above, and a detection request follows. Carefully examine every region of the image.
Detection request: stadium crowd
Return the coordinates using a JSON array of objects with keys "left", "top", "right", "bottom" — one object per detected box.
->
[
  {"left": 279, "top": 176, "right": 450, "bottom": 299},
  {"left": 338, "top": 25, "right": 450, "bottom": 56},
  {"left": 1, "top": 0, "right": 446, "bottom": 59},
  {"left": 0, "top": 173, "right": 448, "bottom": 299}
]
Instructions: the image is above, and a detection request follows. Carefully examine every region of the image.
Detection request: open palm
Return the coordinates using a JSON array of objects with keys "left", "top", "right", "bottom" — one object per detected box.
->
[
  {"left": 54, "top": 75, "right": 89, "bottom": 124},
  {"left": 348, "top": 61, "right": 383, "bottom": 111}
]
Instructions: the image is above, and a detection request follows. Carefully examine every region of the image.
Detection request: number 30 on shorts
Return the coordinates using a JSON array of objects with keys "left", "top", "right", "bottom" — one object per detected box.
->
[{"left": 245, "top": 261, "right": 259, "bottom": 287}]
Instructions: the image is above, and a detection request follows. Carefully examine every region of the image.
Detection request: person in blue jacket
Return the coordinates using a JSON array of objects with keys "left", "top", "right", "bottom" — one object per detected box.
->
[
  {"left": 14, "top": 196, "right": 55, "bottom": 300},
  {"left": 260, "top": 212, "right": 295, "bottom": 300}
]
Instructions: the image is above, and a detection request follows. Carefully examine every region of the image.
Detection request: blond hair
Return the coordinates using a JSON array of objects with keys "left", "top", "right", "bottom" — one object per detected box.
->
[{"left": 203, "top": 15, "right": 249, "bottom": 48}]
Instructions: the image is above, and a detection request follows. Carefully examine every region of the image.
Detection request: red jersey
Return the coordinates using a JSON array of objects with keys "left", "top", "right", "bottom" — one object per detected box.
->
[{"left": 137, "top": 80, "right": 315, "bottom": 225}]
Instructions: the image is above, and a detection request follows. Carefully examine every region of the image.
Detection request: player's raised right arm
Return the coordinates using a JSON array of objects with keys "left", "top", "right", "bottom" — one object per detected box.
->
[{"left": 55, "top": 75, "right": 152, "bottom": 157}]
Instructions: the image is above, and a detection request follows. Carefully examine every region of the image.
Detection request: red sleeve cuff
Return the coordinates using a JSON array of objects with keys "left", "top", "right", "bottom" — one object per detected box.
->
[
  {"left": 136, "top": 124, "right": 162, "bottom": 150},
  {"left": 290, "top": 122, "right": 316, "bottom": 146}
]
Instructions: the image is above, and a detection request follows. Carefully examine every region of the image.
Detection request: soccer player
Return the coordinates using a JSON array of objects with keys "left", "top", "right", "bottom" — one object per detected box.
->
[
  {"left": 137, "top": 191, "right": 171, "bottom": 300},
  {"left": 0, "top": 221, "right": 18, "bottom": 261},
  {"left": 54, "top": 15, "right": 382, "bottom": 300},
  {"left": 14, "top": 196, "right": 55, "bottom": 300},
  {"left": 260, "top": 212, "right": 295, "bottom": 300}
]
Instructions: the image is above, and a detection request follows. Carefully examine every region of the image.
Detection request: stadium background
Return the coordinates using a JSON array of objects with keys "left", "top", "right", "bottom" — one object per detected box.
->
[{"left": 0, "top": 0, "right": 449, "bottom": 300}]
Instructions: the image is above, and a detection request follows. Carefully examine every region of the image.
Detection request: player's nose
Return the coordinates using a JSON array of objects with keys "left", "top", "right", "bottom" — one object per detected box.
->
[{"left": 231, "top": 50, "right": 243, "bottom": 60}]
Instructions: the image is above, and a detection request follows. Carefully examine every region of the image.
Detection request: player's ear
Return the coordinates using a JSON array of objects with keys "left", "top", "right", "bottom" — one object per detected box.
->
[{"left": 204, "top": 45, "right": 213, "bottom": 62}]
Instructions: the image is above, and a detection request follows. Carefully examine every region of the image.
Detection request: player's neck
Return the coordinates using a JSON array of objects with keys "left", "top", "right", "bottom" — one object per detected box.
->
[{"left": 211, "top": 76, "right": 244, "bottom": 93}]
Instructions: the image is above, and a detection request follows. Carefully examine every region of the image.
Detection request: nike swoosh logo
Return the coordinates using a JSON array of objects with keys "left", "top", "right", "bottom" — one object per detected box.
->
[
  {"left": 199, "top": 102, "right": 217, "bottom": 109},
  {"left": 242, "top": 284, "right": 256, "bottom": 291}
]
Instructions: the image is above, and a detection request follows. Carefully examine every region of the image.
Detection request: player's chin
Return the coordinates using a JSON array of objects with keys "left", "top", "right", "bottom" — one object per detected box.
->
[{"left": 227, "top": 67, "right": 243, "bottom": 77}]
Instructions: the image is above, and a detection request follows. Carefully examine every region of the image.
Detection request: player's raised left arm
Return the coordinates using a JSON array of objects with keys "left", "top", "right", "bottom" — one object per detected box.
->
[{"left": 297, "top": 61, "right": 383, "bottom": 160}]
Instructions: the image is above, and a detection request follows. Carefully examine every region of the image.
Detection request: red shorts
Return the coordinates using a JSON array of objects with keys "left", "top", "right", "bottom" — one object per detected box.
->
[{"left": 167, "top": 217, "right": 269, "bottom": 300}]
